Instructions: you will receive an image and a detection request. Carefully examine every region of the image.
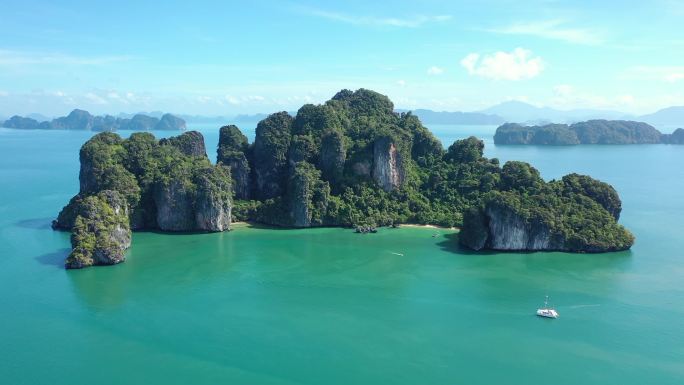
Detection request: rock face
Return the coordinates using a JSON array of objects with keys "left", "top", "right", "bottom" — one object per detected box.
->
[
  {"left": 154, "top": 180, "right": 195, "bottom": 231},
  {"left": 253, "top": 112, "right": 293, "bottom": 199},
  {"left": 153, "top": 164, "right": 232, "bottom": 232},
  {"left": 155, "top": 113, "right": 187, "bottom": 131},
  {"left": 194, "top": 166, "right": 232, "bottom": 231},
  {"left": 372, "top": 137, "right": 405, "bottom": 192},
  {"left": 484, "top": 203, "right": 559, "bottom": 250},
  {"left": 56, "top": 131, "right": 233, "bottom": 268},
  {"left": 319, "top": 129, "right": 346, "bottom": 184},
  {"left": 459, "top": 180, "right": 634, "bottom": 253},
  {"left": 494, "top": 120, "right": 665, "bottom": 145},
  {"left": 64, "top": 190, "right": 131, "bottom": 269},
  {"left": 160, "top": 130, "right": 207, "bottom": 157},
  {"left": 217, "top": 125, "right": 251, "bottom": 199},
  {"left": 287, "top": 162, "right": 329, "bottom": 227}
]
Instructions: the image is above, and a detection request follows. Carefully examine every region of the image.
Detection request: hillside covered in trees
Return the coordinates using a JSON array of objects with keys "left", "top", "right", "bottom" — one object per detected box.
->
[
  {"left": 494, "top": 120, "right": 682, "bottom": 145},
  {"left": 54, "top": 89, "right": 635, "bottom": 268}
]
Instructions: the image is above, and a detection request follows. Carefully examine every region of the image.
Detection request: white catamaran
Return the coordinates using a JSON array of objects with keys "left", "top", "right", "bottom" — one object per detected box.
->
[{"left": 536, "top": 296, "right": 559, "bottom": 318}]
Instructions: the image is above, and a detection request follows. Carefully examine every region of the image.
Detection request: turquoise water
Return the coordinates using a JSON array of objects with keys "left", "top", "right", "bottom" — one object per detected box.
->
[{"left": 1, "top": 125, "right": 683, "bottom": 384}]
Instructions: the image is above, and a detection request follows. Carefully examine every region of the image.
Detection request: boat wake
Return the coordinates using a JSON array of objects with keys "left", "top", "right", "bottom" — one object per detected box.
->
[
  {"left": 565, "top": 304, "right": 601, "bottom": 309},
  {"left": 390, "top": 252, "right": 404, "bottom": 256}
]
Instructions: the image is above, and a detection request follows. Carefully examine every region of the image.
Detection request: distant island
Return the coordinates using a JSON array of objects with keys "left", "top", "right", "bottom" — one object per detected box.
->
[
  {"left": 52, "top": 89, "right": 634, "bottom": 269},
  {"left": 494, "top": 120, "right": 684, "bottom": 145},
  {"left": 2, "top": 109, "right": 186, "bottom": 131}
]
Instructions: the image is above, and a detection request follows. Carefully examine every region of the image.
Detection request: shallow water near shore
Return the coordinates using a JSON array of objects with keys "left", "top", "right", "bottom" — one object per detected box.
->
[{"left": 1, "top": 125, "right": 683, "bottom": 384}]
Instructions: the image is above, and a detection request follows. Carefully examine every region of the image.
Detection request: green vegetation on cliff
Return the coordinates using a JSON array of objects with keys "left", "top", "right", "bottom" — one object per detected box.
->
[
  {"left": 459, "top": 163, "right": 634, "bottom": 252},
  {"left": 65, "top": 190, "right": 131, "bottom": 269},
  {"left": 216, "top": 89, "right": 633, "bottom": 254},
  {"left": 55, "top": 130, "right": 232, "bottom": 268}
]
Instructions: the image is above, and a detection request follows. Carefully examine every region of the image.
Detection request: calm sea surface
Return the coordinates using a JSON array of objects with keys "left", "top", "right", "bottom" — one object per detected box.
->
[{"left": 1, "top": 123, "right": 683, "bottom": 384}]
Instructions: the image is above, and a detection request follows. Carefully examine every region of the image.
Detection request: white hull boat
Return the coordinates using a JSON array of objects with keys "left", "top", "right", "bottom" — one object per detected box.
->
[{"left": 536, "top": 296, "right": 559, "bottom": 318}]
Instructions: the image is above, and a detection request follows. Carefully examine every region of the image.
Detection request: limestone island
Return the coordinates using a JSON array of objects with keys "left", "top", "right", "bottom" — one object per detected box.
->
[
  {"left": 494, "top": 120, "right": 684, "bottom": 145},
  {"left": 52, "top": 89, "right": 635, "bottom": 268},
  {"left": 2, "top": 109, "right": 186, "bottom": 131}
]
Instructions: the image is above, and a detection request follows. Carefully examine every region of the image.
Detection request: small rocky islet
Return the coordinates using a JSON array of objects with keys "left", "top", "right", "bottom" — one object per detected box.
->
[{"left": 52, "top": 89, "right": 635, "bottom": 269}]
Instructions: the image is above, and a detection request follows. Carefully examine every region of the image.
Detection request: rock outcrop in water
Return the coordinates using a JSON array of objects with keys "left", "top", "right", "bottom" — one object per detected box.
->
[
  {"left": 2, "top": 110, "right": 185, "bottom": 131},
  {"left": 494, "top": 120, "right": 669, "bottom": 145},
  {"left": 55, "top": 88, "right": 635, "bottom": 268},
  {"left": 459, "top": 162, "right": 634, "bottom": 253},
  {"left": 54, "top": 131, "right": 232, "bottom": 268},
  {"left": 64, "top": 190, "right": 131, "bottom": 269}
]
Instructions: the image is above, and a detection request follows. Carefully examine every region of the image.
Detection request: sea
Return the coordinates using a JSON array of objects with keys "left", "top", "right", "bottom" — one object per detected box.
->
[{"left": 0, "top": 122, "right": 682, "bottom": 384}]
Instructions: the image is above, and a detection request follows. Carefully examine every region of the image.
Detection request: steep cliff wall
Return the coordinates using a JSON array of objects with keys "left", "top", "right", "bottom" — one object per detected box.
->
[
  {"left": 372, "top": 137, "right": 405, "bottom": 192},
  {"left": 217, "top": 125, "right": 251, "bottom": 199}
]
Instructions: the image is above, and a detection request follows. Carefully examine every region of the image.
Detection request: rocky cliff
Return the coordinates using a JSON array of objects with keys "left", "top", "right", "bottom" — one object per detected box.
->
[
  {"left": 56, "top": 130, "right": 232, "bottom": 268},
  {"left": 372, "top": 137, "right": 405, "bottom": 192},
  {"left": 55, "top": 89, "right": 635, "bottom": 267},
  {"left": 459, "top": 169, "right": 634, "bottom": 253},
  {"left": 64, "top": 190, "right": 131, "bottom": 269},
  {"left": 287, "top": 162, "right": 330, "bottom": 227},
  {"left": 319, "top": 129, "right": 346, "bottom": 185},
  {"left": 217, "top": 125, "right": 251, "bottom": 199},
  {"left": 253, "top": 112, "right": 293, "bottom": 199}
]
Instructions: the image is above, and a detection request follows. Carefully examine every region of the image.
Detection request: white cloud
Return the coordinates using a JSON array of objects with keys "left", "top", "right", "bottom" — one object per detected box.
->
[
  {"left": 397, "top": 79, "right": 406, "bottom": 87},
  {"left": 623, "top": 66, "right": 684, "bottom": 83},
  {"left": 486, "top": 20, "right": 603, "bottom": 45},
  {"left": 299, "top": 7, "right": 451, "bottom": 28},
  {"left": 0, "top": 90, "right": 8, "bottom": 97},
  {"left": 549, "top": 85, "right": 638, "bottom": 110},
  {"left": 461, "top": 48, "right": 544, "bottom": 81},
  {"left": 427, "top": 66, "right": 444, "bottom": 75},
  {"left": 666, "top": 73, "right": 684, "bottom": 82},
  {"left": 84, "top": 92, "right": 108, "bottom": 105}
]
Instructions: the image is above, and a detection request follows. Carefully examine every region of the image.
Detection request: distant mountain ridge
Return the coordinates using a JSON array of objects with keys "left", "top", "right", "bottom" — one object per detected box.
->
[
  {"left": 402, "top": 109, "right": 504, "bottom": 125},
  {"left": 638, "top": 106, "right": 684, "bottom": 127},
  {"left": 2, "top": 109, "right": 186, "bottom": 131},
  {"left": 4, "top": 102, "right": 684, "bottom": 129},
  {"left": 479, "top": 101, "right": 633, "bottom": 125}
]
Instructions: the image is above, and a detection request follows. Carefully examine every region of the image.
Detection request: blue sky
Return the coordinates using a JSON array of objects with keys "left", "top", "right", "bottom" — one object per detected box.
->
[{"left": 1, "top": 0, "right": 683, "bottom": 116}]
